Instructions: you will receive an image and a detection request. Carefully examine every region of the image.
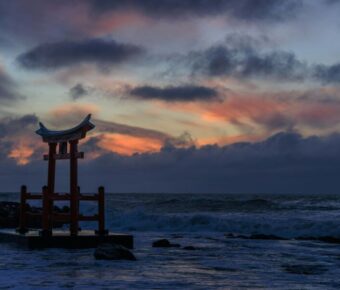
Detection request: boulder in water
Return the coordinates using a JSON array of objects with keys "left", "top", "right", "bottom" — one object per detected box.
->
[
  {"left": 94, "top": 243, "right": 136, "bottom": 261},
  {"left": 152, "top": 239, "right": 181, "bottom": 248}
]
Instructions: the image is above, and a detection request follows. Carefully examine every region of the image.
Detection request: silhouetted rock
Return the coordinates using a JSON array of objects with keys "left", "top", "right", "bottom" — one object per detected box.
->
[
  {"left": 152, "top": 239, "right": 181, "bottom": 248},
  {"left": 94, "top": 243, "right": 136, "bottom": 260},
  {"left": 0, "top": 201, "right": 69, "bottom": 228},
  {"left": 282, "top": 264, "right": 327, "bottom": 275},
  {"left": 183, "top": 246, "right": 196, "bottom": 250}
]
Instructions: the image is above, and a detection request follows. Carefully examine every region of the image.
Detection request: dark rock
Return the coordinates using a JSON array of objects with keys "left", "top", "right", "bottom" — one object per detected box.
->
[
  {"left": 152, "top": 239, "right": 181, "bottom": 248},
  {"left": 282, "top": 264, "right": 327, "bottom": 275},
  {"left": 183, "top": 246, "right": 196, "bottom": 250},
  {"left": 153, "top": 239, "right": 170, "bottom": 247},
  {"left": 224, "top": 233, "right": 248, "bottom": 239},
  {"left": 296, "top": 236, "right": 340, "bottom": 244},
  {"left": 0, "top": 201, "right": 69, "bottom": 228},
  {"left": 94, "top": 243, "right": 136, "bottom": 261}
]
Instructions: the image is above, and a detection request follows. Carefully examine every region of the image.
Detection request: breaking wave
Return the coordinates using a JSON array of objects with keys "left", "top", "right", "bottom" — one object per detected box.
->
[{"left": 106, "top": 207, "right": 340, "bottom": 240}]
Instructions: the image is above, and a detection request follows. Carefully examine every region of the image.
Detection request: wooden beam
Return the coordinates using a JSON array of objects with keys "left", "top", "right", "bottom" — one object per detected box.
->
[
  {"left": 49, "top": 193, "right": 71, "bottom": 200},
  {"left": 79, "top": 214, "right": 99, "bottom": 221},
  {"left": 52, "top": 213, "right": 71, "bottom": 222},
  {"left": 43, "top": 152, "right": 84, "bottom": 160},
  {"left": 25, "top": 193, "right": 43, "bottom": 200},
  {"left": 79, "top": 194, "right": 99, "bottom": 201},
  {"left": 26, "top": 212, "right": 42, "bottom": 217}
]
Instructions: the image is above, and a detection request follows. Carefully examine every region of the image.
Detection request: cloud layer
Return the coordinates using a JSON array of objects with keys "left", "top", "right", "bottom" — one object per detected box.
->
[
  {"left": 129, "top": 85, "right": 219, "bottom": 102},
  {"left": 1, "top": 127, "right": 340, "bottom": 194},
  {"left": 0, "top": 66, "right": 21, "bottom": 103},
  {"left": 17, "top": 39, "right": 144, "bottom": 70},
  {"left": 86, "top": 0, "right": 302, "bottom": 22}
]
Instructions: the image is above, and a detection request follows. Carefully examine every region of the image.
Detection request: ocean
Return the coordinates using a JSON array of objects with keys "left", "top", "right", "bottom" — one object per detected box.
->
[{"left": 0, "top": 192, "right": 340, "bottom": 289}]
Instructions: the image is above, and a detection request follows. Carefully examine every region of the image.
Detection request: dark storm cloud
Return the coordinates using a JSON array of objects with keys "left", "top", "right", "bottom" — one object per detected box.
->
[
  {"left": 3, "top": 130, "right": 340, "bottom": 194},
  {"left": 69, "top": 83, "right": 89, "bottom": 100},
  {"left": 17, "top": 39, "right": 145, "bottom": 70},
  {"left": 0, "top": 114, "right": 38, "bottom": 138},
  {"left": 190, "top": 41, "right": 307, "bottom": 81},
  {"left": 0, "top": 0, "right": 303, "bottom": 48},
  {"left": 186, "top": 35, "right": 340, "bottom": 84},
  {"left": 129, "top": 85, "right": 219, "bottom": 102},
  {"left": 0, "top": 68, "right": 22, "bottom": 103},
  {"left": 77, "top": 131, "right": 340, "bottom": 194},
  {"left": 86, "top": 0, "right": 302, "bottom": 22},
  {"left": 313, "top": 63, "right": 340, "bottom": 84}
]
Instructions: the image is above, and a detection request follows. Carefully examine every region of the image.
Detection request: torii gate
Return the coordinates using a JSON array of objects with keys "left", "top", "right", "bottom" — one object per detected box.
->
[{"left": 17, "top": 114, "right": 107, "bottom": 237}]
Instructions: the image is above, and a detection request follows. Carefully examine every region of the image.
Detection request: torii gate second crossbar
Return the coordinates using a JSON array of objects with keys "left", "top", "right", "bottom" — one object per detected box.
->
[{"left": 17, "top": 114, "right": 108, "bottom": 237}]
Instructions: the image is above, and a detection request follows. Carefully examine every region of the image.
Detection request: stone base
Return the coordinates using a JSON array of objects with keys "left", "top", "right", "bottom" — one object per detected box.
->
[{"left": 0, "top": 229, "right": 133, "bottom": 249}]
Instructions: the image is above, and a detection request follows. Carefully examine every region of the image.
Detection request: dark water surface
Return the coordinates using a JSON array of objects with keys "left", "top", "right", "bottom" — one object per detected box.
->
[{"left": 0, "top": 193, "right": 339, "bottom": 289}]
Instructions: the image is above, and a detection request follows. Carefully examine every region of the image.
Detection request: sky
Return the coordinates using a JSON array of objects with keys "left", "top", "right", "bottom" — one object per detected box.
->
[{"left": 1, "top": 0, "right": 340, "bottom": 193}]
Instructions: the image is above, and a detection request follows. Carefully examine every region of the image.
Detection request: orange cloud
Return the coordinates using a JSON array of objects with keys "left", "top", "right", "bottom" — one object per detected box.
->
[
  {"left": 159, "top": 93, "right": 286, "bottom": 128},
  {"left": 8, "top": 145, "right": 34, "bottom": 165},
  {"left": 97, "top": 133, "right": 163, "bottom": 156},
  {"left": 6, "top": 132, "right": 42, "bottom": 165}
]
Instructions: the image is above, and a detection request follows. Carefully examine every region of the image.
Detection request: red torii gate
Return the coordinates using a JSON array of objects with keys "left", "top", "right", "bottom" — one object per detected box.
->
[{"left": 17, "top": 114, "right": 107, "bottom": 237}]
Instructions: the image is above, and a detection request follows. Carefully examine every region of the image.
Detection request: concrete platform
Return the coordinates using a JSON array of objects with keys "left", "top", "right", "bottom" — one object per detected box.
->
[{"left": 0, "top": 229, "right": 133, "bottom": 249}]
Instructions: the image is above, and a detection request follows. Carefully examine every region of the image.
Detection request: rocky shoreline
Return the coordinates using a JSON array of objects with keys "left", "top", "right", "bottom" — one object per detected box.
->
[{"left": 0, "top": 201, "right": 69, "bottom": 229}]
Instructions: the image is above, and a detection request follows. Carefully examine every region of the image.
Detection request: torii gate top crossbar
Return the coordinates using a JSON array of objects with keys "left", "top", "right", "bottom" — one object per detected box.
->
[{"left": 36, "top": 114, "right": 95, "bottom": 143}]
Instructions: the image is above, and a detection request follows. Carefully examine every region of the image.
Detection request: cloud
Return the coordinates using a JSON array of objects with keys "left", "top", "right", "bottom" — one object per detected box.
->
[
  {"left": 129, "top": 85, "right": 219, "bottom": 102},
  {"left": 37, "top": 103, "right": 195, "bottom": 155},
  {"left": 2, "top": 130, "right": 340, "bottom": 194},
  {"left": 0, "top": 114, "right": 42, "bottom": 165},
  {"left": 86, "top": 0, "right": 302, "bottom": 22},
  {"left": 189, "top": 36, "right": 307, "bottom": 81},
  {"left": 93, "top": 119, "right": 195, "bottom": 151},
  {"left": 75, "top": 131, "right": 340, "bottom": 193},
  {"left": 17, "top": 38, "right": 145, "bottom": 71},
  {"left": 94, "top": 119, "right": 172, "bottom": 142},
  {"left": 69, "top": 83, "right": 90, "bottom": 100},
  {"left": 1, "top": 114, "right": 340, "bottom": 194},
  {"left": 182, "top": 34, "right": 340, "bottom": 85},
  {"left": 159, "top": 87, "right": 340, "bottom": 136},
  {"left": 0, "top": 66, "right": 21, "bottom": 103},
  {"left": 313, "top": 63, "right": 340, "bottom": 84}
]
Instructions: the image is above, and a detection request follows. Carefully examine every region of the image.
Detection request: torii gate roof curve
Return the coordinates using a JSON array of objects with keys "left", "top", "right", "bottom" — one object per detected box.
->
[{"left": 36, "top": 114, "right": 95, "bottom": 143}]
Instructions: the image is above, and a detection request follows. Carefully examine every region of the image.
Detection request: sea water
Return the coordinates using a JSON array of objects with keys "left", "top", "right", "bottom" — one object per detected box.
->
[{"left": 0, "top": 193, "right": 340, "bottom": 289}]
